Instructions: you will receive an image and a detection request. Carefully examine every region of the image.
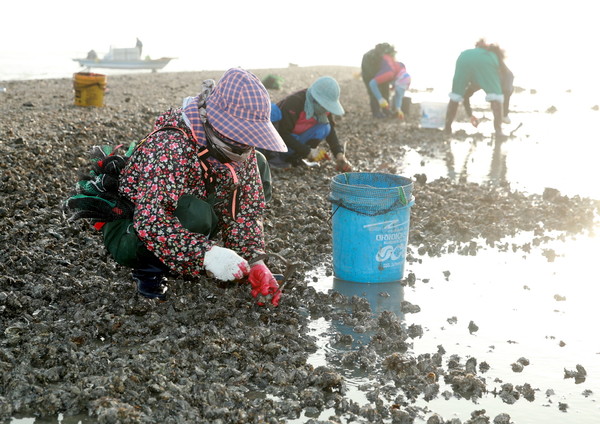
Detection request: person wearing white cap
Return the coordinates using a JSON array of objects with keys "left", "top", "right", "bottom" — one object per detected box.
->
[
  {"left": 266, "top": 76, "right": 353, "bottom": 171},
  {"left": 65, "top": 68, "right": 288, "bottom": 306}
]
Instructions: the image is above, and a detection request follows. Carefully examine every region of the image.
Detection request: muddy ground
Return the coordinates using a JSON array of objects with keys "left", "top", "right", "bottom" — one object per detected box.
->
[{"left": 0, "top": 66, "right": 598, "bottom": 423}]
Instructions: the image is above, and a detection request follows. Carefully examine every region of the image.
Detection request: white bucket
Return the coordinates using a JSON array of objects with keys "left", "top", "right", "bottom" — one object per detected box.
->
[{"left": 420, "top": 102, "right": 447, "bottom": 129}]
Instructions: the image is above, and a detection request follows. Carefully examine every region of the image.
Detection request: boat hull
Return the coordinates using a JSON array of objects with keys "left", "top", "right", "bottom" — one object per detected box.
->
[{"left": 73, "top": 57, "right": 173, "bottom": 70}]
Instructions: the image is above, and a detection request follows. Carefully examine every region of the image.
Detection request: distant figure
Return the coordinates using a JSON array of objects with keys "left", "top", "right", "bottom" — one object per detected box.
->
[
  {"left": 361, "top": 43, "right": 399, "bottom": 118},
  {"left": 444, "top": 39, "right": 506, "bottom": 137},
  {"left": 136, "top": 38, "right": 143, "bottom": 56},
  {"left": 463, "top": 58, "right": 514, "bottom": 126},
  {"left": 262, "top": 74, "right": 284, "bottom": 90},
  {"left": 264, "top": 76, "right": 352, "bottom": 172},
  {"left": 368, "top": 61, "right": 411, "bottom": 120},
  {"left": 86, "top": 50, "right": 98, "bottom": 60}
]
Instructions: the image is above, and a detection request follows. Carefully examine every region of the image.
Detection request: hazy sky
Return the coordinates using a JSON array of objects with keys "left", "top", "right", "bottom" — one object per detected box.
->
[{"left": 2, "top": 0, "right": 598, "bottom": 92}]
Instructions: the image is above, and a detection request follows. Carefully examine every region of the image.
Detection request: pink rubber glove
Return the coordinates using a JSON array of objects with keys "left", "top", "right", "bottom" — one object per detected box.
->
[{"left": 248, "top": 263, "right": 281, "bottom": 306}]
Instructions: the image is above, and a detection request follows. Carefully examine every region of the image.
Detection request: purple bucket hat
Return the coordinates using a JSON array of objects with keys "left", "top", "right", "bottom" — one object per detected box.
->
[{"left": 206, "top": 68, "right": 287, "bottom": 152}]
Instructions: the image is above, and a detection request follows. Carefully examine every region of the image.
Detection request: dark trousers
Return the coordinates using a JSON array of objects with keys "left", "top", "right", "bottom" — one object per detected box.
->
[{"left": 131, "top": 251, "right": 169, "bottom": 278}]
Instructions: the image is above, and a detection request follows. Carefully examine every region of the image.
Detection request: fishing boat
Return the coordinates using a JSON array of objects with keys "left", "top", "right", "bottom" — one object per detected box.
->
[{"left": 73, "top": 45, "right": 175, "bottom": 71}]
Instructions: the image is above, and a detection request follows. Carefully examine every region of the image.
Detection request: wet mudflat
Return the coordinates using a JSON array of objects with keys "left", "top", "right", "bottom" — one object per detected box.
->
[{"left": 1, "top": 66, "right": 599, "bottom": 423}]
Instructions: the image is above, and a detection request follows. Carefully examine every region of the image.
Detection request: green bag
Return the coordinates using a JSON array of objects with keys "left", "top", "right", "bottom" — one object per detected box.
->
[
  {"left": 174, "top": 194, "right": 219, "bottom": 236},
  {"left": 102, "top": 196, "right": 218, "bottom": 268},
  {"left": 256, "top": 150, "right": 272, "bottom": 203},
  {"left": 101, "top": 219, "right": 147, "bottom": 268}
]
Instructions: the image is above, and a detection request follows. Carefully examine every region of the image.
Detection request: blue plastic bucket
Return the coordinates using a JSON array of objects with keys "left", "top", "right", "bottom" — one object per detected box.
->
[{"left": 329, "top": 173, "right": 414, "bottom": 283}]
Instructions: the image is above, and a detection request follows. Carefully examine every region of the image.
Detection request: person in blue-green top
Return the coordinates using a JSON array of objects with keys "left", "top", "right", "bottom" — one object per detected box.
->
[
  {"left": 444, "top": 39, "right": 506, "bottom": 137},
  {"left": 463, "top": 49, "right": 514, "bottom": 126}
]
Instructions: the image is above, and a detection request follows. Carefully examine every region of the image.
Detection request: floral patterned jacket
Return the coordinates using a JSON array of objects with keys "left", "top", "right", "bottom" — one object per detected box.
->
[{"left": 119, "top": 107, "right": 267, "bottom": 276}]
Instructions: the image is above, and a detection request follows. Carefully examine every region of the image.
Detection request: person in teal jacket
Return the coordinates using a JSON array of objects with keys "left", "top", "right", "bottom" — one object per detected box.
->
[
  {"left": 444, "top": 40, "right": 506, "bottom": 137},
  {"left": 463, "top": 51, "right": 514, "bottom": 126},
  {"left": 64, "top": 69, "right": 287, "bottom": 305}
]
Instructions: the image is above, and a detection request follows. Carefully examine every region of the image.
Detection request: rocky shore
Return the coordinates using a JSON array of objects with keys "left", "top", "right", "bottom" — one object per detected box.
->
[{"left": 0, "top": 66, "right": 598, "bottom": 423}]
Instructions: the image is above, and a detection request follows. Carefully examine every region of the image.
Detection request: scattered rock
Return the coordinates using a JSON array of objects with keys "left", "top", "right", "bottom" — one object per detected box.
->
[
  {"left": 511, "top": 362, "right": 524, "bottom": 373},
  {"left": 564, "top": 364, "right": 587, "bottom": 383},
  {"left": 400, "top": 300, "right": 421, "bottom": 314}
]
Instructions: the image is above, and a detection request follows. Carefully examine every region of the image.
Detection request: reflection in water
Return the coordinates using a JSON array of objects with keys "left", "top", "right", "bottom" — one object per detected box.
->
[
  {"left": 330, "top": 278, "right": 405, "bottom": 347},
  {"left": 449, "top": 138, "right": 475, "bottom": 182},
  {"left": 401, "top": 135, "right": 510, "bottom": 190},
  {"left": 400, "top": 106, "right": 600, "bottom": 199},
  {"left": 488, "top": 138, "right": 507, "bottom": 186},
  {"left": 332, "top": 278, "right": 405, "bottom": 319}
]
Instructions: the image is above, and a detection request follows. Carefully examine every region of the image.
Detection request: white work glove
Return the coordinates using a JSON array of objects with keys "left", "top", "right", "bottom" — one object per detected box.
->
[
  {"left": 204, "top": 246, "right": 250, "bottom": 281},
  {"left": 308, "top": 148, "right": 330, "bottom": 162}
]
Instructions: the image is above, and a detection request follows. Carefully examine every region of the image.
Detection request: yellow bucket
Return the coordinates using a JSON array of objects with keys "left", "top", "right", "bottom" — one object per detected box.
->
[{"left": 73, "top": 72, "right": 107, "bottom": 107}]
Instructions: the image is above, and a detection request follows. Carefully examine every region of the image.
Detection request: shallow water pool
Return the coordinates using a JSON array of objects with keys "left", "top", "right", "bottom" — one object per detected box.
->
[
  {"left": 294, "top": 91, "right": 600, "bottom": 422},
  {"left": 403, "top": 89, "right": 600, "bottom": 199},
  {"left": 301, "top": 230, "right": 600, "bottom": 423}
]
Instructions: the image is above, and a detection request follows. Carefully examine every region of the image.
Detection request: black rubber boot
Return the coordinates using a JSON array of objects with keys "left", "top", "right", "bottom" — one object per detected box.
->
[
  {"left": 132, "top": 255, "right": 169, "bottom": 300},
  {"left": 133, "top": 272, "right": 168, "bottom": 300}
]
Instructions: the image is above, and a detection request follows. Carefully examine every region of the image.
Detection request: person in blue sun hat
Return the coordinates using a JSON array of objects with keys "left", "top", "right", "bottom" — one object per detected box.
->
[
  {"left": 64, "top": 68, "right": 288, "bottom": 306},
  {"left": 265, "top": 76, "right": 353, "bottom": 171}
]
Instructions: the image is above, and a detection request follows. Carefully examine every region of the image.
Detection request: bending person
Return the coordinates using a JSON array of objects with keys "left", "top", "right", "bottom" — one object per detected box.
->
[
  {"left": 266, "top": 76, "right": 352, "bottom": 172},
  {"left": 361, "top": 42, "right": 398, "bottom": 118},
  {"left": 368, "top": 61, "right": 411, "bottom": 120},
  {"left": 444, "top": 40, "right": 505, "bottom": 137},
  {"left": 65, "top": 68, "right": 287, "bottom": 306},
  {"left": 464, "top": 59, "right": 514, "bottom": 127}
]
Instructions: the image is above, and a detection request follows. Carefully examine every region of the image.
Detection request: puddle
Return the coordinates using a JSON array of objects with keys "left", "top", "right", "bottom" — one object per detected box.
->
[
  {"left": 297, "top": 230, "right": 600, "bottom": 423},
  {"left": 403, "top": 91, "right": 600, "bottom": 199}
]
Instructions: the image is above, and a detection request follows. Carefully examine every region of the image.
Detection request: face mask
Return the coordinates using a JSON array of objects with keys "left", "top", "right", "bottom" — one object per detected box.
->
[
  {"left": 313, "top": 102, "right": 327, "bottom": 115},
  {"left": 311, "top": 100, "right": 329, "bottom": 124},
  {"left": 204, "top": 122, "right": 252, "bottom": 163}
]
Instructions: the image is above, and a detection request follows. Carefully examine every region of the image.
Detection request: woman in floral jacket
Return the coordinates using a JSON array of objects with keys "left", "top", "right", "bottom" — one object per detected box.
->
[{"left": 107, "top": 68, "right": 287, "bottom": 304}]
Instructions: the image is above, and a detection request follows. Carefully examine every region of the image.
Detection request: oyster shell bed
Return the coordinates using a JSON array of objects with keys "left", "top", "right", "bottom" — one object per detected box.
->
[{"left": 0, "top": 67, "right": 598, "bottom": 423}]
